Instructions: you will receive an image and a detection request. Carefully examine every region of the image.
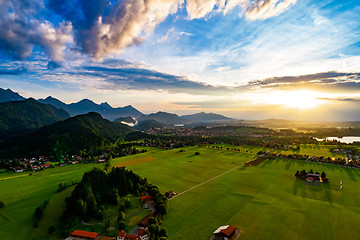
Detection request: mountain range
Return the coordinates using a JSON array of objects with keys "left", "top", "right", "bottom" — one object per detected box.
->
[
  {"left": 38, "top": 96, "right": 143, "bottom": 120},
  {"left": 0, "top": 88, "right": 234, "bottom": 127},
  {"left": 0, "top": 88, "right": 26, "bottom": 103},
  {"left": 0, "top": 98, "right": 69, "bottom": 141}
]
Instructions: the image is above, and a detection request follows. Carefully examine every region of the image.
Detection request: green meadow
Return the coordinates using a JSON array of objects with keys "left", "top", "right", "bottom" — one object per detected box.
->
[
  {"left": 1, "top": 144, "right": 359, "bottom": 240},
  {"left": 113, "top": 146, "right": 360, "bottom": 240},
  {"left": 0, "top": 163, "right": 101, "bottom": 240}
]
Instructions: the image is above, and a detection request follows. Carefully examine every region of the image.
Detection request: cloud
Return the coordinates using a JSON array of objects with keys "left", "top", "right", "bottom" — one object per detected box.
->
[
  {"left": 248, "top": 71, "right": 360, "bottom": 89},
  {"left": 246, "top": 0, "right": 297, "bottom": 20},
  {"left": 0, "top": 0, "right": 297, "bottom": 60},
  {"left": 317, "top": 97, "right": 360, "bottom": 102},
  {"left": 79, "top": 65, "right": 232, "bottom": 95},
  {"left": 0, "top": 0, "right": 73, "bottom": 60},
  {"left": 157, "top": 27, "right": 175, "bottom": 43}
]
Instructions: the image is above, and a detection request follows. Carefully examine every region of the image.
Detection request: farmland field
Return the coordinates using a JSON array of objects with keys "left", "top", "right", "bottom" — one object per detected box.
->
[
  {"left": 0, "top": 144, "right": 359, "bottom": 240},
  {"left": 113, "top": 145, "right": 360, "bottom": 240},
  {"left": 0, "top": 163, "right": 101, "bottom": 240}
]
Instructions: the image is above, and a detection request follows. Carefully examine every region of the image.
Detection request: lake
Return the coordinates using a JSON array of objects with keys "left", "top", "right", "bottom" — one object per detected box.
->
[{"left": 316, "top": 136, "right": 360, "bottom": 144}]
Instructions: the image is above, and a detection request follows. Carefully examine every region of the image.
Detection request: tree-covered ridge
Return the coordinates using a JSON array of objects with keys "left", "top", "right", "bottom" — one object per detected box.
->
[
  {"left": 60, "top": 167, "right": 168, "bottom": 236},
  {"left": 0, "top": 98, "right": 69, "bottom": 141},
  {"left": 0, "top": 112, "right": 134, "bottom": 158}
]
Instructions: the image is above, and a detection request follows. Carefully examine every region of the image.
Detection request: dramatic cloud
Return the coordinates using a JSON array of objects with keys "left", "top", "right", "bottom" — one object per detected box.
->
[
  {"left": 77, "top": 65, "right": 232, "bottom": 95},
  {"left": 0, "top": 0, "right": 296, "bottom": 60},
  {"left": 248, "top": 71, "right": 360, "bottom": 89},
  {"left": 0, "top": 0, "right": 73, "bottom": 60}
]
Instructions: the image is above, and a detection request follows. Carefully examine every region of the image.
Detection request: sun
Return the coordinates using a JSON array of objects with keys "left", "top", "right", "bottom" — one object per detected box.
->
[
  {"left": 281, "top": 90, "right": 322, "bottom": 109},
  {"left": 254, "top": 90, "right": 325, "bottom": 110}
]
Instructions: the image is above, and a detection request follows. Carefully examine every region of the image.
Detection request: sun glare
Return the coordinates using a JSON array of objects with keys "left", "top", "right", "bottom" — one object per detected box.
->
[{"left": 255, "top": 90, "right": 325, "bottom": 109}]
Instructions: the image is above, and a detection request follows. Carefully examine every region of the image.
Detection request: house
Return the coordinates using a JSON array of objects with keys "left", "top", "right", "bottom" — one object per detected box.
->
[
  {"left": 117, "top": 230, "right": 126, "bottom": 240},
  {"left": 138, "top": 213, "right": 156, "bottom": 228},
  {"left": 306, "top": 173, "right": 321, "bottom": 182},
  {"left": 125, "top": 235, "right": 139, "bottom": 240},
  {"left": 213, "top": 225, "right": 236, "bottom": 240},
  {"left": 117, "top": 228, "right": 148, "bottom": 240},
  {"left": 71, "top": 230, "right": 99, "bottom": 239},
  {"left": 14, "top": 167, "right": 23, "bottom": 173},
  {"left": 138, "top": 228, "right": 148, "bottom": 240},
  {"left": 140, "top": 195, "right": 153, "bottom": 202},
  {"left": 41, "top": 163, "right": 51, "bottom": 169},
  {"left": 165, "top": 191, "right": 175, "bottom": 198}
]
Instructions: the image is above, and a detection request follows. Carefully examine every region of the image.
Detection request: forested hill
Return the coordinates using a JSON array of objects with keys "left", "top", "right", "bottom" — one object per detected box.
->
[
  {"left": 0, "top": 112, "right": 134, "bottom": 159},
  {"left": 0, "top": 98, "right": 70, "bottom": 141}
]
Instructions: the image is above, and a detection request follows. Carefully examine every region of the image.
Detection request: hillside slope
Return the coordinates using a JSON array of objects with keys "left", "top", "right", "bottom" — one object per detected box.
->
[
  {"left": 0, "top": 99, "right": 70, "bottom": 140},
  {"left": 0, "top": 112, "right": 134, "bottom": 158}
]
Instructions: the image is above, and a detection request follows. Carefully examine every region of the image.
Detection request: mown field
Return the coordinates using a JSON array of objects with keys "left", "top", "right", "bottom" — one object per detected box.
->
[{"left": 0, "top": 143, "right": 358, "bottom": 240}]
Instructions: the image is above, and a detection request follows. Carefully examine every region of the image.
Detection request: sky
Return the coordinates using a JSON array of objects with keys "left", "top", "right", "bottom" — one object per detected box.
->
[{"left": 0, "top": 0, "right": 360, "bottom": 121}]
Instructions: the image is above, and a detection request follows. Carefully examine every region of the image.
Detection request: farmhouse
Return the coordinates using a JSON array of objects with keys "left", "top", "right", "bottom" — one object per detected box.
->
[
  {"left": 306, "top": 173, "right": 321, "bottom": 183},
  {"left": 138, "top": 213, "right": 156, "bottom": 228},
  {"left": 213, "top": 225, "right": 236, "bottom": 240},
  {"left": 116, "top": 228, "right": 148, "bottom": 240},
  {"left": 165, "top": 190, "right": 176, "bottom": 198},
  {"left": 140, "top": 195, "right": 153, "bottom": 202},
  {"left": 71, "top": 230, "right": 99, "bottom": 239}
]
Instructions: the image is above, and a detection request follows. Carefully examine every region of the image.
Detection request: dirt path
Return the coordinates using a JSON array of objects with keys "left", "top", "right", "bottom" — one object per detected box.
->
[{"left": 170, "top": 165, "right": 241, "bottom": 200}]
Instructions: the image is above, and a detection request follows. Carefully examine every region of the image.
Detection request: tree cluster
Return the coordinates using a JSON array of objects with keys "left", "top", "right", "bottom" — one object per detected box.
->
[
  {"left": 294, "top": 169, "right": 328, "bottom": 183},
  {"left": 33, "top": 199, "right": 49, "bottom": 227},
  {"left": 59, "top": 167, "right": 168, "bottom": 236},
  {"left": 148, "top": 217, "right": 168, "bottom": 240}
]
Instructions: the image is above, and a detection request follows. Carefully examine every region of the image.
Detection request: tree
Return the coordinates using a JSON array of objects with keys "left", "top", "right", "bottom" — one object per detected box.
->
[
  {"left": 34, "top": 207, "right": 44, "bottom": 222},
  {"left": 321, "top": 171, "right": 326, "bottom": 178},
  {"left": 159, "top": 227, "right": 168, "bottom": 238},
  {"left": 148, "top": 217, "right": 158, "bottom": 226},
  {"left": 157, "top": 203, "right": 168, "bottom": 216},
  {"left": 0, "top": 200, "right": 5, "bottom": 209},
  {"left": 118, "top": 220, "right": 126, "bottom": 231},
  {"left": 117, "top": 211, "right": 125, "bottom": 222},
  {"left": 124, "top": 198, "right": 131, "bottom": 208}
]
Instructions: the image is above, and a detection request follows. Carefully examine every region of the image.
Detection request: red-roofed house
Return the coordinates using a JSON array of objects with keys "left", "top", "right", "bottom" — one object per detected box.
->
[
  {"left": 125, "top": 235, "right": 139, "bottom": 240},
  {"left": 117, "top": 229, "right": 148, "bottom": 240},
  {"left": 71, "top": 230, "right": 99, "bottom": 239},
  {"left": 140, "top": 195, "right": 153, "bottom": 202},
  {"left": 213, "top": 225, "right": 236, "bottom": 240},
  {"left": 165, "top": 191, "right": 175, "bottom": 198},
  {"left": 117, "top": 230, "right": 126, "bottom": 240}
]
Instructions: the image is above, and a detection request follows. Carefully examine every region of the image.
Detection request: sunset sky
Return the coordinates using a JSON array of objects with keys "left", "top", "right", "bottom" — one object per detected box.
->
[{"left": 0, "top": 0, "right": 359, "bottom": 121}]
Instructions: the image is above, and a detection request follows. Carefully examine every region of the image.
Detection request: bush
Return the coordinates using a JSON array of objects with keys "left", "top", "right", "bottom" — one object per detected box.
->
[
  {"left": 48, "top": 224, "right": 56, "bottom": 233},
  {"left": 124, "top": 198, "right": 131, "bottom": 208}
]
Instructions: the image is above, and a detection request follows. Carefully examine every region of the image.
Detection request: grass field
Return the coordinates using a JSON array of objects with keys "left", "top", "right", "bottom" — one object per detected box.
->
[
  {"left": 112, "top": 145, "right": 360, "bottom": 240},
  {"left": 273, "top": 144, "right": 345, "bottom": 158},
  {"left": 0, "top": 163, "right": 101, "bottom": 240},
  {"left": 1, "top": 144, "right": 359, "bottom": 240}
]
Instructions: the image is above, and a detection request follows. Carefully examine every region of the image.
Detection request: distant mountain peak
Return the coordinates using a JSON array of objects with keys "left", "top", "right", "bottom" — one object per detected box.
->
[
  {"left": 0, "top": 88, "right": 26, "bottom": 103},
  {"left": 181, "top": 112, "right": 232, "bottom": 122},
  {"left": 100, "top": 102, "right": 112, "bottom": 109}
]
